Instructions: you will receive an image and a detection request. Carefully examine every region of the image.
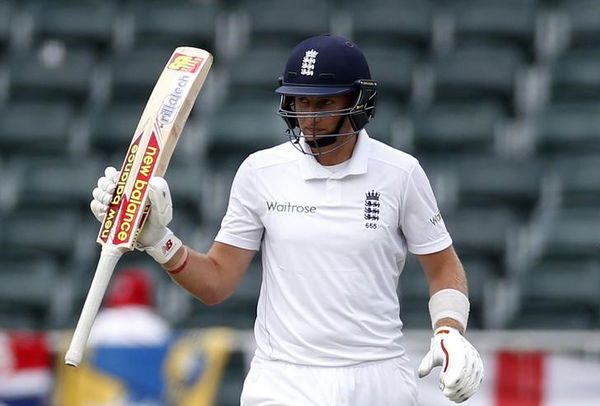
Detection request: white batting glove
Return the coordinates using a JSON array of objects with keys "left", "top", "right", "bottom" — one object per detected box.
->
[
  {"left": 90, "top": 167, "right": 182, "bottom": 264},
  {"left": 90, "top": 166, "right": 119, "bottom": 222},
  {"left": 418, "top": 326, "right": 484, "bottom": 403}
]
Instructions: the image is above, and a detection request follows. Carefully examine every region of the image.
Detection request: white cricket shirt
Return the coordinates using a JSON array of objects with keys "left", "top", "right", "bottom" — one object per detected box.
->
[{"left": 215, "top": 130, "right": 452, "bottom": 366}]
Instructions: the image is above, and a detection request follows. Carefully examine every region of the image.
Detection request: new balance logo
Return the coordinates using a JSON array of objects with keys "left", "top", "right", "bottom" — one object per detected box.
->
[{"left": 163, "top": 239, "right": 173, "bottom": 254}]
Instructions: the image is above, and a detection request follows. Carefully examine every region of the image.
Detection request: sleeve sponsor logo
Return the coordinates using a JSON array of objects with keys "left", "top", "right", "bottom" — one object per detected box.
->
[
  {"left": 429, "top": 211, "right": 443, "bottom": 226},
  {"left": 167, "top": 53, "right": 204, "bottom": 73}
]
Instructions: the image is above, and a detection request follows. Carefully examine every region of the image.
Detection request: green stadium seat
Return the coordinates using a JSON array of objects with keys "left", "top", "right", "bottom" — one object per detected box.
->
[
  {"left": 0, "top": 257, "right": 59, "bottom": 329},
  {"left": 451, "top": 155, "right": 543, "bottom": 215},
  {"left": 12, "top": 156, "right": 101, "bottom": 211},
  {"left": 463, "top": 258, "right": 496, "bottom": 314},
  {"left": 30, "top": 1, "right": 115, "bottom": 52},
  {"left": 226, "top": 46, "right": 291, "bottom": 99},
  {"left": 0, "top": 102, "right": 74, "bottom": 155},
  {"left": 240, "top": 0, "right": 334, "bottom": 48},
  {"left": 412, "top": 102, "right": 506, "bottom": 154},
  {"left": 2, "top": 209, "right": 80, "bottom": 261},
  {"left": 0, "top": 157, "right": 5, "bottom": 209},
  {"left": 432, "top": 44, "right": 525, "bottom": 110},
  {"left": 548, "top": 155, "right": 600, "bottom": 207},
  {"left": 131, "top": 0, "right": 217, "bottom": 51},
  {"left": 89, "top": 103, "right": 144, "bottom": 155},
  {"left": 535, "top": 208, "right": 600, "bottom": 260},
  {"left": 9, "top": 47, "right": 95, "bottom": 103},
  {"left": 205, "top": 99, "right": 285, "bottom": 167},
  {"left": 362, "top": 45, "right": 419, "bottom": 103},
  {"left": 398, "top": 254, "right": 495, "bottom": 329},
  {"left": 0, "top": 0, "right": 11, "bottom": 52},
  {"left": 550, "top": 50, "right": 600, "bottom": 101},
  {"left": 363, "top": 100, "right": 410, "bottom": 148},
  {"left": 443, "top": 207, "right": 518, "bottom": 263},
  {"left": 450, "top": 0, "right": 537, "bottom": 59},
  {"left": 557, "top": 0, "right": 600, "bottom": 50},
  {"left": 163, "top": 161, "right": 204, "bottom": 220},
  {"left": 349, "top": 0, "right": 434, "bottom": 51},
  {"left": 510, "top": 260, "right": 600, "bottom": 329},
  {"left": 531, "top": 102, "right": 600, "bottom": 154},
  {"left": 109, "top": 45, "right": 176, "bottom": 101},
  {"left": 5, "top": 0, "right": 600, "bottom": 335}
]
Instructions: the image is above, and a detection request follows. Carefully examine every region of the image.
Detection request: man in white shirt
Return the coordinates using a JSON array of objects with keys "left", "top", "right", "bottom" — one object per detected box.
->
[{"left": 92, "top": 34, "right": 483, "bottom": 405}]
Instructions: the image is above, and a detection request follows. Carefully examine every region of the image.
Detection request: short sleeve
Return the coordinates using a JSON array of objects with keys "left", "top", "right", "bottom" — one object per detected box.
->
[
  {"left": 400, "top": 161, "right": 452, "bottom": 255},
  {"left": 214, "top": 158, "right": 264, "bottom": 251}
]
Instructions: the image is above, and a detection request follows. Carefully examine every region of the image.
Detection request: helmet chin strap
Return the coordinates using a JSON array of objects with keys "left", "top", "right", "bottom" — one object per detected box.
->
[
  {"left": 304, "top": 115, "right": 348, "bottom": 148},
  {"left": 304, "top": 136, "right": 337, "bottom": 148}
]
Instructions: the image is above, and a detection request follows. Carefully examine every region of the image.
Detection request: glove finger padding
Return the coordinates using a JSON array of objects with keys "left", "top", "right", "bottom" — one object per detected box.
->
[
  {"left": 98, "top": 166, "right": 118, "bottom": 192},
  {"left": 90, "top": 199, "right": 107, "bottom": 222},
  {"left": 456, "top": 350, "right": 483, "bottom": 402},
  {"left": 417, "top": 345, "right": 443, "bottom": 379},
  {"left": 146, "top": 177, "right": 173, "bottom": 227},
  {"left": 104, "top": 166, "right": 119, "bottom": 183},
  {"left": 91, "top": 166, "right": 119, "bottom": 223},
  {"left": 457, "top": 340, "right": 483, "bottom": 400},
  {"left": 442, "top": 335, "right": 470, "bottom": 391},
  {"left": 420, "top": 327, "right": 483, "bottom": 404},
  {"left": 92, "top": 186, "right": 113, "bottom": 206}
]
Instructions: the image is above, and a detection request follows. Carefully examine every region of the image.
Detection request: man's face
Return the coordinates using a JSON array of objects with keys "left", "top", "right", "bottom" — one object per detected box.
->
[{"left": 293, "top": 94, "right": 355, "bottom": 141}]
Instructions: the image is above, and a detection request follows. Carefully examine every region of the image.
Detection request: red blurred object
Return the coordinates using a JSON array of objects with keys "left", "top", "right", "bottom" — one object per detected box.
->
[{"left": 105, "top": 268, "right": 154, "bottom": 308}]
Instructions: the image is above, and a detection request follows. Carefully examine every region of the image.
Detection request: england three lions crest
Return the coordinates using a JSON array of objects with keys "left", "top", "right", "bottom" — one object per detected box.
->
[{"left": 364, "top": 189, "right": 380, "bottom": 229}]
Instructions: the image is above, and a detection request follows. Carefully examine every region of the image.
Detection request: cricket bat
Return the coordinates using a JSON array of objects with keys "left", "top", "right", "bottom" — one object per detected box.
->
[{"left": 65, "top": 47, "right": 213, "bottom": 367}]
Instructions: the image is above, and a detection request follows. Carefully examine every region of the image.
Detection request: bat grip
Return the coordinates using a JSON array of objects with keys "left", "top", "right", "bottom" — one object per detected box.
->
[{"left": 64, "top": 244, "right": 123, "bottom": 367}]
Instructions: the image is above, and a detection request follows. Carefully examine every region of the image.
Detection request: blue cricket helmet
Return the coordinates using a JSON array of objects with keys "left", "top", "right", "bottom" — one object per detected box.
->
[
  {"left": 276, "top": 34, "right": 373, "bottom": 96},
  {"left": 276, "top": 34, "right": 378, "bottom": 152}
]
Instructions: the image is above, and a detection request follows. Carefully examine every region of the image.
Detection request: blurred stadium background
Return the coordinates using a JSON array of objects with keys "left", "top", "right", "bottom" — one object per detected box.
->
[{"left": 0, "top": 0, "right": 600, "bottom": 404}]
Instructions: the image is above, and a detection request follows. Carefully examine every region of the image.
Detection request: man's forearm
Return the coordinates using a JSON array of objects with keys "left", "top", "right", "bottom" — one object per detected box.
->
[{"left": 162, "top": 246, "right": 226, "bottom": 305}]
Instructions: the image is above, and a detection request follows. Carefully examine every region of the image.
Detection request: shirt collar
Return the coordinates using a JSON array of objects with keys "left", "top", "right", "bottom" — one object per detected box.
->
[{"left": 298, "top": 129, "right": 371, "bottom": 180}]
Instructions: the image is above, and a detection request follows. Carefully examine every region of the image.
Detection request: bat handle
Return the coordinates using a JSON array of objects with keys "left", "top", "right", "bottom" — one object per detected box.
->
[{"left": 64, "top": 244, "right": 123, "bottom": 367}]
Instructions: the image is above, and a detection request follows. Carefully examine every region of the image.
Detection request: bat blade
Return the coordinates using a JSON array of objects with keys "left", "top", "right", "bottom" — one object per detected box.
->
[{"left": 65, "top": 47, "right": 213, "bottom": 367}]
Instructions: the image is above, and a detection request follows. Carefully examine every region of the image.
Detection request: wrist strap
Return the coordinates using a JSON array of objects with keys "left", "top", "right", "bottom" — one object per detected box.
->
[
  {"left": 165, "top": 246, "right": 189, "bottom": 275},
  {"left": 434, "top": 326, "right": 459, "bottom": 336},
  {"left": 428, "top": 289, "right": 470, "bottom": 331},
  {"left": 143, "top": 229, "right": 182, "bottom": 264}
]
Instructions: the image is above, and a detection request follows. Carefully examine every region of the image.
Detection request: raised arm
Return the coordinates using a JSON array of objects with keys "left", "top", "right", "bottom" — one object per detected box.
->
[{"left": 91, "top": 167, "right": 256, "bottom": 307}]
